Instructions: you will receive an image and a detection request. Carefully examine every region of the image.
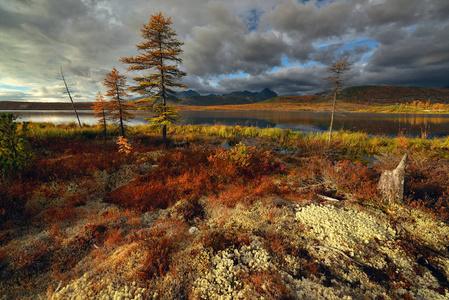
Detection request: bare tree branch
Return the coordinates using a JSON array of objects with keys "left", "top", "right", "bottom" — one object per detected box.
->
[
  {"left": 322, "top": 57, "right": 353, "bottom": 146},
  {"left": 60, "top": 66, "right": 82, "bottom": 128}
]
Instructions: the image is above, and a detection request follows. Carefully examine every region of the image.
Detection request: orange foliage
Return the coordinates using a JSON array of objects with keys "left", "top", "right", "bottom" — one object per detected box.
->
[
  {"left": 42, "top": 206, "right": 76, "bottom": 224},
  {"left": 120, "top": 12, "right": 187, "bottom": 100},
  {"left": 28, "top": 142, "right": 122, "bottom": 182},
  {"left": 103, "top": 67, "right": 134, "bottom": 136},
  {"left": 121, "top": 12, "right": 187, "bottom": 140},
  {"left": 92, "top": 91, "right": 108, "bottom": 123},
  {"left": 0, "top": 180, "right": 30, "bottom": 219},
  {"left": 106, "top": 146, "right": 284, "bottom": 212},
  {"left": 92, "top": 91, "right": 108, "bottom": 136},
  {"left": 201, "top": 229, "right": 250, "bottom": 253},
  {"left": 132, "top": 219, "right": 188, "bottom": 279}
]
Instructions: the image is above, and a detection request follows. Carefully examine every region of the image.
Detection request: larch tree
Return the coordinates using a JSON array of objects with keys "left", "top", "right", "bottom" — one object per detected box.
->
[
  {"left": 103, "top": 67, "right": 134, "bottom": 137},
  {"left": 120, "top": 12, "right": 187, "bottom": 142},
  {"left": 91, "top": 91, "right": 108, "bottom": 137},
  {"left": 323, "top": 56, "right": 353, "bottom": 146}
]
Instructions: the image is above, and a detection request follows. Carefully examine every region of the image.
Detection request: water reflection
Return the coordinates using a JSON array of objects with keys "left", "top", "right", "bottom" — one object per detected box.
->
[{"left": 3, "top": 110, "right": 449, "bottom": 137}]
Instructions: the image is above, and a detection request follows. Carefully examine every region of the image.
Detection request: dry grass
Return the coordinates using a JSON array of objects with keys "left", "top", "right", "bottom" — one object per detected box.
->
[{"left": 0, "top": 126, "right": 448, "bottom": 299}]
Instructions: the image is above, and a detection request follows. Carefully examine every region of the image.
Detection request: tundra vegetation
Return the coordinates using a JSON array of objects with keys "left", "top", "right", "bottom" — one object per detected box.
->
[
  {"left": 2, "top": 10, "right": 449, "bottom": 300},
  {"left": 0, "top": 115, "right": 448, "bottom": 299}
]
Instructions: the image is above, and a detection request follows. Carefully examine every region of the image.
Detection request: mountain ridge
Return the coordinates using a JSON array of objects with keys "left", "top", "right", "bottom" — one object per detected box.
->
[
  {"left": 175, "top": 88, "right": 278, "bottom": 106},
  {"left": 1, "top": 85, "right": 449, "bottom": 110}
]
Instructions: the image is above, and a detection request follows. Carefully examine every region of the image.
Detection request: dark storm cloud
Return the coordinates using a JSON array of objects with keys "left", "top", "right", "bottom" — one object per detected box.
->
[
  {"left": 1, "top": 0, "right": 448, "bottom": 102},
  {"left": 311, "top": 43, "right": 373, "bottom": 66},
  {"left": 214, "top": 65, "right": 329, "bottom": 96},
  {"left": 183, "top": 2, "right": 287, "bottom": 77}
]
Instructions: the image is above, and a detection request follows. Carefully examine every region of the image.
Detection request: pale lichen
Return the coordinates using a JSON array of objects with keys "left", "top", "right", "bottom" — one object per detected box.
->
[{"left": 295, "top": 204, "right": 395, "bottom": 252}]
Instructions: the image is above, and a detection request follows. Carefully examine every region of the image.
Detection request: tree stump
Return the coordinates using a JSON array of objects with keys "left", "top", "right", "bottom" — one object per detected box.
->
[{"left": 377, "top": 154, "right": 407, "bottom": 203}]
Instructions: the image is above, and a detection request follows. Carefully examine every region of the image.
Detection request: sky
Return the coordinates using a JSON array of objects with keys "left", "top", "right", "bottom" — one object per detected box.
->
[{"left": 1, "top": 0, "right": 449, "bottom": 102}]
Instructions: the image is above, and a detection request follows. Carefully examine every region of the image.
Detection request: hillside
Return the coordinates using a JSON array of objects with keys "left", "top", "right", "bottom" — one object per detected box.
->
[
  {"left": 0, "top": 101, "right": 96, "bottom": 111},
  {"left": 337, "top": 85, "right": 449, "bottom": 104}
]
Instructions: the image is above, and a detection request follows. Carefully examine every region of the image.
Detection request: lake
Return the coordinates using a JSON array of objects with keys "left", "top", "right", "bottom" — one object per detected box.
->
[{"left": 3, "top": 110, "right": 449, "bottom": 137}]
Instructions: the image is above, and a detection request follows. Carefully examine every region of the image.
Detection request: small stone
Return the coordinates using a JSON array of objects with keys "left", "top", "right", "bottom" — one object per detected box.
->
[{"left": 188, "top": 226, "right": 200, "bottom": 235}]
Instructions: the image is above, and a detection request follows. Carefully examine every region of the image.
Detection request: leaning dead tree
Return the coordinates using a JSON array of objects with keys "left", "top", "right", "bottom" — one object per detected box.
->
[{"left": 60, "top": 66, "right": 82, "bottom": 128}]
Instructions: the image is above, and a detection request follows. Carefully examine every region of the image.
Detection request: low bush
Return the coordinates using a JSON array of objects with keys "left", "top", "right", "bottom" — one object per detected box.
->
[
  {"left": 406, "top": 156, "right": 449, "bottom": 220},
  {"left": 0, "top": 113, "right": 34, "bottom": 178},
  {"left": 106, "top": 145, "right": 284, "bottom": 212},
  {"left": 0, "top": 179, "right": 32, "bottom": 222},
  {"left": 132, "top": 219, "right": 188, "bottom": 280}
]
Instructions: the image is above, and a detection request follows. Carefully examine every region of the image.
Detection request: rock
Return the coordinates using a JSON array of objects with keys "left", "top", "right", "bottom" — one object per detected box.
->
[
  {"left": 188, "top": 226, "right": 199, "bottom": 235},
  {"left": 377, "top": 154, "right": 407, "bottom": 202}
]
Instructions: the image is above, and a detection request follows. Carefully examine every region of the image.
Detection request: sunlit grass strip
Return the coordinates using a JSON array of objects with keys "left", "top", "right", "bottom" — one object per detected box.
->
[
  {"left": 365, "top": 104, "right": 449, "bottom": 114},
  {"left": 20, "top": 122, "right": 449, "bottom": 157},
  {"left": 23, "top": 122, "right": 106, "bottom": 140}
]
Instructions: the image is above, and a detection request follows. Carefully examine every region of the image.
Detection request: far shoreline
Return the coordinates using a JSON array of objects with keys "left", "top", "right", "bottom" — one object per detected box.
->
[{"left": 1, "top": 100, "right": 448, "bottom": 115}]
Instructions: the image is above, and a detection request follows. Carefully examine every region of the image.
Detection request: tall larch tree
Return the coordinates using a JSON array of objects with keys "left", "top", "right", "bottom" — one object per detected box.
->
[
  {"left": 120, "top": 12, "right": 187, "bottom": 141},
  {"left": 103, "top": 67, "right": 134, "bottom": 137},
  {"left": 323, "top": 56, "right": 353, "bottom": 146},
  {"left": 91, "top": 91, "right": 108, "bottom": 137}
]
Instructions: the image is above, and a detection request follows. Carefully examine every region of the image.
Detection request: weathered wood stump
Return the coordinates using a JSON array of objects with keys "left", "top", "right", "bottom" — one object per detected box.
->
[{"left": 377, "top": 154, "right": 407, "bottom": 202}]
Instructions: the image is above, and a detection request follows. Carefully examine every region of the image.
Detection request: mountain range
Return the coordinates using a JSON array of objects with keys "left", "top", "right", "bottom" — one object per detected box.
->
[
  {"left": 1, "top": 85, "right": 448, "bottom": 111},
  {"left": 174, "top": 88, "right": 278, "bottom": 106}
]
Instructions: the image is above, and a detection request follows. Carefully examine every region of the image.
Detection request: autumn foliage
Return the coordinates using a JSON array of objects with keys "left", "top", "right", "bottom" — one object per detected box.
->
[
  {"left": 105, "top": 144, "right": 284, "bottom": 212},
  {"left": 103, "top": 67, "right": 134, "bottom": 137},
  {"left": 91, "top": 91, "right": 108, "bottom": 137},
  {"left": 121, "top": 12, "right": 186, "bottom": 140}
]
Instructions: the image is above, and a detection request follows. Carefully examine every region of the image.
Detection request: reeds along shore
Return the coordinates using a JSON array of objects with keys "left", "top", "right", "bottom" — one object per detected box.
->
[
  {"left": 1, "top": 122, "right": 449, "bottom": 299},
  {"left": 18, "top": 121, "right": 449, "bottom": 154}
]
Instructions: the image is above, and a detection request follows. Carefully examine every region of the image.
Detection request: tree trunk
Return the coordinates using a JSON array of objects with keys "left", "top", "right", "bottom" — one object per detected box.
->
[
  {"left": 328, "top": 84, "right": 338, "bottom": 146},
  {"left": 162, "top": 125, "right": 167, "bottom": 142},
  {"left": 119, "top": 108, "right": 124, "bottom": 137},
  {"left": 61, "top": 67, "right": 82, "bottom": 128},
  {"left": 377, "top": 154, "right": 407, "bottom": 203},
  {"left": 102, "top": 109, "right": 107, "bottom": 138},
  {"left": 116, "top": 86, "right": 125, "bottom": 138},
  {"left": 159, "top": 35, "right": 168, "bottom": 143}
]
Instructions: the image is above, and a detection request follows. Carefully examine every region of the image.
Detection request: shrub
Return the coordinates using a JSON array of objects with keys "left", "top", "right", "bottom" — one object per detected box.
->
[
  {"left": 0, "top": 179, "right": 31, "bottom": 221},
  {"left": 208, "top": 142, "right": 284, "bottom": 180},
  {"left": 106, "top": 145, "right": 284, "bottom": 212},
  {"left": 405, "top": 156, "right": 449, "bottom": 220},
  {"left": 0, "top": 113, "right": 34, "bottom": 178},
  {"left": 322, "top": 160, "right": 379, "bottom": 201},
  {"left": 132, "top": 219, "right": 188, "bottom": 280}
]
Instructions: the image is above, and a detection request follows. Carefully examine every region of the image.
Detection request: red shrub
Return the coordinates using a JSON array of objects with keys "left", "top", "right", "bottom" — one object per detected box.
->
[
  {"left": 201, "top": 229, "right": 250, "bottom": 253},
  {"left": 42, "top": 206, "right": 77, "bottom": 224},
  {"left": 405, "top": 157, "right": 449, "bottom": 220},
  {"left": 321, "top": 159, "right": 380, "bottom": 202},
  {"left": 241, "top": 270, "right": 292, "bottom": 299},
  {"left": 132, "top": 219, "right": 188, "bottom": 279},
  {"left": 106, "top": 146, "right": 284, "bottom": 212},
  {"left": 0, "top": 179, "right": 31, "bottom": 220}
]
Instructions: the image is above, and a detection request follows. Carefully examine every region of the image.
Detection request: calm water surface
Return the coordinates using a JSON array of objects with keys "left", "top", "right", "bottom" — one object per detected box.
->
[{"left": 3, "top": 110, "right": 449, "bottom": 137}]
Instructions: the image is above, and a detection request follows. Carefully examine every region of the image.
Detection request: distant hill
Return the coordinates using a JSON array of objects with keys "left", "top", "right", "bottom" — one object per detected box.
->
[
  {"left": 2, "top": 86, "right": 448, "bottom": 111},
  {"left": 176, "top": 90, "right": 201, "bottom": 98},
  {"left": 177, "top": 88, "right": 278, "bottom": 106},
  {"left": 226, "top": 88, "right": 277, "bottom": 100},
  {"left": 0, "top": 101, "right": 95, "bottom": 111},
  {"left": 336, "top": 85, "right": 449, "bottom": 104}
]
